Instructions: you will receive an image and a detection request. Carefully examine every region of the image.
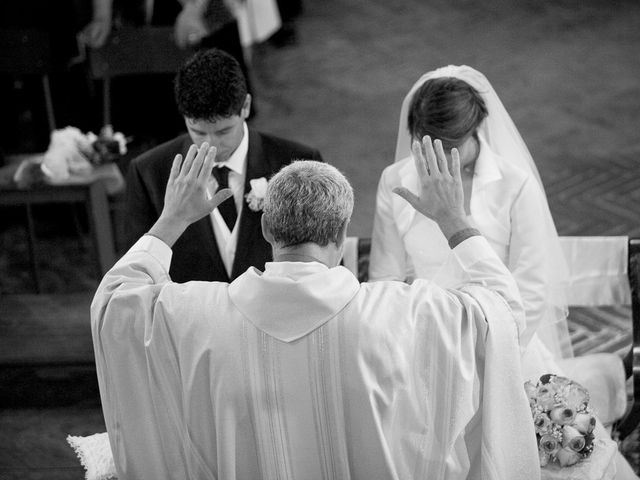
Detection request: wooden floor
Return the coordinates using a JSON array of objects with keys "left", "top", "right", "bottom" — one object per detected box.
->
[{"left": 2, "top": 0, "right": 640, "bottom": 477}]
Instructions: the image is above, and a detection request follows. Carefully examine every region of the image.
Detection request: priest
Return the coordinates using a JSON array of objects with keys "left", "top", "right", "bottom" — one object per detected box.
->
[{"left": 92, "top": 137, "right": 539, "bottom": 479}]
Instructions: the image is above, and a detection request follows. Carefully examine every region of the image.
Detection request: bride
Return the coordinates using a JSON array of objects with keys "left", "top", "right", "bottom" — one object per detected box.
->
[
  {"left": 369, "top": 65, "right": 638, "bottom": 479},
  {"left": 370, "top": 65, "right": 571, "bottom": 381}
]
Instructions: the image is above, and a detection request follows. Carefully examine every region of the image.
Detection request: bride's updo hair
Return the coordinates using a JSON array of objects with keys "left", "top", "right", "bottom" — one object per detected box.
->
[{"left": 408, "top": 77, "right": 488, "bottom": 149}]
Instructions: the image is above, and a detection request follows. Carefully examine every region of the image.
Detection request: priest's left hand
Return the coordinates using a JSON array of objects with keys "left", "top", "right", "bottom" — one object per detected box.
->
[{"left": 147, "top": 142, "right": 233, "bottom": 247}]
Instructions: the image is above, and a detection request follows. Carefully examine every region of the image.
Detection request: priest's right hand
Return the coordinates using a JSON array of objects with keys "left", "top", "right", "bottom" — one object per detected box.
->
[
  {"left": 147, "top": 142, "right": 233, "bottom": 247},
  {"left": 393, "top": 136, "right": 471, "bottom": 241}
]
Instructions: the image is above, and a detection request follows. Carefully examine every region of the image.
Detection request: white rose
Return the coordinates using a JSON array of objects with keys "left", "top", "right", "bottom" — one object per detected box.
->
[
  {"left": 556, "top": 446, "right": 581, "bottom": 467},
  {"left": 573, "top": 413, "right": 596, "bottom": 434},
  {"left": 249, "top": 177, "right": 268, "bottom": 198},
  {"left": 536, "top": 385, "right": 557, "bottom": 410},
  {"left": 550, "top": 406, "right": 576, "bottom": 425},
  {"left": 539, "top": 434, "right": 560, "bottom": 455},
  {"left": 562, "top": 425, "right": 586, "bottom": 452},
  {"left": 533, "top": 413, "right": 552, "bottom": 434}
]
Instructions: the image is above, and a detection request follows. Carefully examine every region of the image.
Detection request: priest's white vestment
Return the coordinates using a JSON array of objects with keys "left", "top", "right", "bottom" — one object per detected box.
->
[{"left": 91, "top": 235, "right": 540, "bottom": 480}]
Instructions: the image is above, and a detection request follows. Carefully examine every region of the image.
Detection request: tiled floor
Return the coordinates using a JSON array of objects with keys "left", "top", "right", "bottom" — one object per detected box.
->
[{"left": 1, "top": 0, "right": 640, "bottom": 477}]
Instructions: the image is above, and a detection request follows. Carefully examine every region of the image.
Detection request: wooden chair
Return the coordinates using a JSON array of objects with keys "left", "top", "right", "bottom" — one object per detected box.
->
[
  {"left": 342, "top": 235, "right": 640, "bottom": 441},
  {"left": 0, "top": 28, "right": 57, "bottom": 132},
  {"left": 86, "top": 26, "right": 194, "bottom": 127}
]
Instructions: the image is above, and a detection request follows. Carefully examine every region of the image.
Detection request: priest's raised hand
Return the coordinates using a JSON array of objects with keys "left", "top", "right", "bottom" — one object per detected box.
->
[
  {"left": 393, "top": 135, "right": 473, "bottom": 244},
  {"left": 147, "top": 142, "right": 233, "bottom": 247}
]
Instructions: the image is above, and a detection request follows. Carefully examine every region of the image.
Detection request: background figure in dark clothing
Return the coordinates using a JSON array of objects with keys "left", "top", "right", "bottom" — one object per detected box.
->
[
  {"left": 0, "top": 0, "right": 93, "bottom": 155},
  {"left": 269, "top": 0, "right": 303, "bottom": 47},
  {"left": 81, "top": 0, "right": 253, "bottom": 145}
]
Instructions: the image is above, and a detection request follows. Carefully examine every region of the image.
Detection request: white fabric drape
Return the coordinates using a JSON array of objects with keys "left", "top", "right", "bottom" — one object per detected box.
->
[{"left": 92, "top": 235, "right": 539, "bottom": 479}]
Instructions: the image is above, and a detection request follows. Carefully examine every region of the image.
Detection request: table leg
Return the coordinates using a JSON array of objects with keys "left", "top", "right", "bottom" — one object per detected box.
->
[
  {"left": 24, "top": 202, "right": 41, "bottom": 294},
  {"left": 86, "top": 181, "right": 116, "bottom": 277}
]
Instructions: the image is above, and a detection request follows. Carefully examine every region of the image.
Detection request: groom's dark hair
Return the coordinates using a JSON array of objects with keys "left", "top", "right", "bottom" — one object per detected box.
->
[
  {"left": 174, "top": 48, "right": 248, "bottom": 121},
  {"left": 408, "top": 77, "right": 488, "bottom": 150}
]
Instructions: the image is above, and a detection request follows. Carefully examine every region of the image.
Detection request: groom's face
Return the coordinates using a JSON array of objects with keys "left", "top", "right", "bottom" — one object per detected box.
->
[
  {"left": 185, "top": 115, "right": 245, "bottom": 164},
  {"left": 184, "top": 94, "right": 251, "bottom": 164}
]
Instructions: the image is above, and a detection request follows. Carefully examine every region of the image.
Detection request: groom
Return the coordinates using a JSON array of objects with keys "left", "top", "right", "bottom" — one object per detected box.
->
[
  {"left": 93, "top": 138, "right": 539, "bottom": 479},
  {"left": 125, "top": 48, "right": 322, "bottom": 282}
]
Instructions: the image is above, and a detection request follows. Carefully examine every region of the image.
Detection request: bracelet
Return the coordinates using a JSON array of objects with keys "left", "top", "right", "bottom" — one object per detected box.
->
[{"left": 448, "top": 228, "right": 481, "bottom": 249}]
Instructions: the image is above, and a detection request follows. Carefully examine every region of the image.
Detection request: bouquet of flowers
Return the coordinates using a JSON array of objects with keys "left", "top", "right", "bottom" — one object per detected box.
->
[
  {"left": 87, "top": 125, "right": 128, "bottom": 166},
  {"left": 13, "top": 125, "right": 128, "bottom": 189},
  {"left": 525, "top": 374, "right": 597, "bottom": 468}
]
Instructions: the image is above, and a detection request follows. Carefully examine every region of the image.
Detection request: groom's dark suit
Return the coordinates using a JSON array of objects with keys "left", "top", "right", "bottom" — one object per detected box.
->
[{"left": 125, "top": 129, "right": 323, "bottom": 282}]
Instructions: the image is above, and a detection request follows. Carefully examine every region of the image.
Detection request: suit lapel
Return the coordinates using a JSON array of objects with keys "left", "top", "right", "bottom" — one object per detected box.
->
[{"left": 231, "top": 130, "right": 269, "bottom": 279}]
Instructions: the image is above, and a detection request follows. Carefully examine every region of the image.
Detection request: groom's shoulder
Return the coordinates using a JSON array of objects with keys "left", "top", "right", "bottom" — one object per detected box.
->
[
  {"left": 252, "top": 129, "right": 321, "bottom": 159},
  {"left": 132, "top": 134, "right": 190, "bottom": 171}
]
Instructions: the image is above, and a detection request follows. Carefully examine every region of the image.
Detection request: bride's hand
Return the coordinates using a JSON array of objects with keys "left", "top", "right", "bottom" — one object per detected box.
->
[{"left": 393, "top": 136, "right": 470, "bottom": 239}]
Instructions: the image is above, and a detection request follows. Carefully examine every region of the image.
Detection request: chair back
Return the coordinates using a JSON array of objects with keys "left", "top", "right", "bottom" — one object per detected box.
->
[
  {"left": 0, "top": 28, "right": 56, "bottom": 131},
  {"left": 87, "top": 26, "right": 193, "bottom": 79},
  {"left": 559, "top": 236, "right": 630, "bottom": 306},
  {"left": 0, "top": 28, "right": 53, "bottom": 75},
  {"left": 87, "top": 26, "right": 195, "bottom": 127}
]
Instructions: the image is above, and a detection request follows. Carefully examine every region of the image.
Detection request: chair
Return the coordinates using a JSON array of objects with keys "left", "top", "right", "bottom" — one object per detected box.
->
[
  {"left": 0, "top": 28, "right": 56, "bottom": 132},
  {"left": 86, "top": 26, "right": 194, "bottom": 127},
  {"left": 342, "top": 235, "right": 640, "bottom": 441}
]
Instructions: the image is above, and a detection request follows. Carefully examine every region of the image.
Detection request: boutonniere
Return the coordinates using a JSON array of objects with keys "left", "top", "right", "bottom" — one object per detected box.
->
[{"left": 245, "top": 177, "right": 268, "bottom": 212}]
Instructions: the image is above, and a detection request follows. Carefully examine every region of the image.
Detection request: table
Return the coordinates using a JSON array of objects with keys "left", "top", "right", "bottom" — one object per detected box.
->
[{"left": 0, "top": 171, "right": 117, "bottom": 293}]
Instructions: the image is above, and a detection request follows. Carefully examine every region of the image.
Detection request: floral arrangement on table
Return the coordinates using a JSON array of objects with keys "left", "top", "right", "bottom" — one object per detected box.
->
[
  {"left": 525, "top": 374, "right": 597, "bottom": 468},
  {"left": 13, "top": 125, "right": 128, "bottom": 189}
]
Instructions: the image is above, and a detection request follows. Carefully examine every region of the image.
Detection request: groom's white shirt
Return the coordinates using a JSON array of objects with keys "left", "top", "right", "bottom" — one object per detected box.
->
[{"left": 91, "top": 234, "right": 540, "bottom": 479}]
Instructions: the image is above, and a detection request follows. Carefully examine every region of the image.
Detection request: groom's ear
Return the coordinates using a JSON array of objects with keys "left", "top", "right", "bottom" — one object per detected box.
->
[{"left": 261, "top": 215, "right": 275, "bottom": 244}]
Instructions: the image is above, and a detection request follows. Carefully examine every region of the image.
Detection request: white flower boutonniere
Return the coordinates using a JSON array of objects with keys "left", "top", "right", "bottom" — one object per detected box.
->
[{"left": 245, "top": 177, "right": 269, "bottom": 212}]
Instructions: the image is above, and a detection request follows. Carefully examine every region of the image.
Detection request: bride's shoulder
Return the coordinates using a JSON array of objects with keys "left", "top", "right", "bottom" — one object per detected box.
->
[
  {"left": 380, "top": 156, "right": 414, "bottom": 182},
  {"left": 491, "top": 150, "right": 533, "bottom": 187}
]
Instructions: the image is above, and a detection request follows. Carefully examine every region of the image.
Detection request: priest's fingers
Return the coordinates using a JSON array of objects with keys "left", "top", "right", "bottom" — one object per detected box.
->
[
  {"left": 411, "top": 140, "right": 430, "bottom": 180},
  {"left": 393, "top": 187, "right": 421, "bottom": 211},
  {"left": 169, "top": 153, "right": 183, "bottom": 182},
  {"left": 433, "top": 139, "right": 448, "bottom": 177},
  {"left": 450, "top": 148, "right": 462, "bottom": 183},
  {"left": 209, "top": 188, "right": 233, "bottom": 210},
  {"left": 188, "top": 142, "right": 209, "bottom": 179},
  {"left": 422, "top": 136, "right": 440, "bottom": 177},
  {"left": 181, "top": 144, "right": 198, "bottom": 176},
  {"left": 198, "top": 146, "right": 217, "bottom": 181}
]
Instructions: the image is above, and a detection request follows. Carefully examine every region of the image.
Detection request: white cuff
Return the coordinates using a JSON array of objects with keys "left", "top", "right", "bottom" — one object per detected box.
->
[
  {"left": 453, "top": 235, "right": 495, "bottom": 270},
  {"left": 129, "top": 235, "right": 174, "bottom": 269}
]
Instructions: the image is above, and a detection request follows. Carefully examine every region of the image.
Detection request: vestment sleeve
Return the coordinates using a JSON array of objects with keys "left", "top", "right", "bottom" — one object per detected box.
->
[
  {"left": 437, "top": 237, "right": 536, "bottom": 478},
  {"left": 90, "top": 235, "right": 180, "bottom": 478},
  {"left": 369, "top": 168, "right": 412, "bottom": 281},
  {"left": 453, "top": 235, "right": 525, "bottom": 331},
  {"left": 391, "top": 236, "right": 535, "bottom": 479}
]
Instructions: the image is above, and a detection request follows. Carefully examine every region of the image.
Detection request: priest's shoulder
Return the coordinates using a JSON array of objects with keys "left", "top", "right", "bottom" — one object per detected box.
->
[{"left": 360, "top": 277, "right": 451, "bottom": 301}]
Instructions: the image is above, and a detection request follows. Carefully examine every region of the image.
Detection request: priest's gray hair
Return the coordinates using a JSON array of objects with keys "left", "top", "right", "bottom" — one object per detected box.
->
[{"left": 263, "top": 161, "right": 354, "bottom": 247}]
